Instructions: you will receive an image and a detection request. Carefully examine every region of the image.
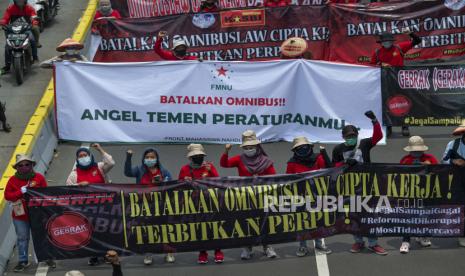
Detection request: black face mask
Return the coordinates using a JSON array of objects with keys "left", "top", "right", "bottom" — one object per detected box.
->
[
  {"left": 295, "top": 145, "right": 313, "bottom": 157},
  {"left": 175, "top": 49, "right": 187, "bottom": 57},
  {"left": 191, "top": 155, "right": 204, "bottom": 165},
  {"left": 205, "top": 2, "right": 215, "bottom": 6}
]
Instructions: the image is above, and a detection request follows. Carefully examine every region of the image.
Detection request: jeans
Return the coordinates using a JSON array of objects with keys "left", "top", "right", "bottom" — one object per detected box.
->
[
  {"left": 300, "top": 238, "right": 324, "bottom": 248},
  {"left": 4, "top": 30, "right": 37, "bottom": 66},
  {"left": 13, "top": 219, "right": 30, "bottom": 263},
  {"left": 353, "top": 235, "right": 378, "bottom": 247}
]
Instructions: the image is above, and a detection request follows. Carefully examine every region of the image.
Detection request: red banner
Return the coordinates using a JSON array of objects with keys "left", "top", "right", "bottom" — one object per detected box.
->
[
  {"left": 93, "top": 2, "right": 465, "bottom": 63},
  {"left": 93, "top": 6, "right": 330, "bottom": 62}
]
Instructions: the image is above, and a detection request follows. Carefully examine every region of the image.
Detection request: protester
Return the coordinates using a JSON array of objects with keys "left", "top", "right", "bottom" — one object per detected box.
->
[
  {"left": 199, "top": 0, "right": 219, "bottom": 12},
  {"left": 286, "top": 136, "right": 332, "bottom": 256},
  {"left": 399, "top": 136, "right": 437, "bottom": 253},
  {"left": 178, "top": 144, "right": 224, "bottom": 264},
  {"left": 221, "top": 130, "right": 278, "bottom": 259},
  {"left": 0, "top": 101, "right": 11, "bottom": 132},
  {"left": 280, "top": 37, "right": 313, "bottom": 60},
  {"left": 4, "top": 154, "right": 54, "bottom": 272},
  {"left": 442, "top": 120, "right": 465, "bottom": 246},
  {"left": 94, "top": 0, "right": 122, "bottom": 20},
  {"left": 41, "top": 38, "right": 88, "bottom": 69},
  {"left": 332, "top": 111, "right": 387, "bottom": 255},
  {"left": 371, "top": 31, "right": 421, "bottom": 137},
  {"left": 0, "top": 0, "right": 41, "bottom": 74},
  {"left": 155, "top": 31, "right": 198, "bottom": 61},
  {"left": 106, "top": 250, "right": 123, "bottom": 276},
  {"left": 124, "top": 148, "right": 175, "bottom": 264}
]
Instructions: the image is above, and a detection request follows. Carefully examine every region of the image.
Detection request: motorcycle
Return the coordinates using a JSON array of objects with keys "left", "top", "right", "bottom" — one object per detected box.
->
[
  {"left": 3, "top": 18, "right": 33, "bottom": 85},
  {"left": 33, "top": 0, "right": 59, "bottom": 32}
]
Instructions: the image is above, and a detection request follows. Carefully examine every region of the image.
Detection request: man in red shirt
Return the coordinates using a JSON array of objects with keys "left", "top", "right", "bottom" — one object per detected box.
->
[
  {"left": 371, "top": 31, "right": 421, "bottom": 138},
  {"left": 399, "top": 136, "right": 437, "bottom": 254},
  {"left": 4, "top": 154, "right": 50, "bottom": 272},
  {"left": 155, "top": 31, "right": 199, "bottom": 61},
  {"left": 0, "top": 0, "right": 41, "bottom": 74},
  {"left": 178, "top": 144, "right": 224, "bottom": 264}
]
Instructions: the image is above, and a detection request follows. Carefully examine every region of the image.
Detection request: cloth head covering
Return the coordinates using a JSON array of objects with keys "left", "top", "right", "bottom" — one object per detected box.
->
[
  {"left": 98, "top": 0, "right": 113, "bottom": 16},
  {"left": 240, "top": 144, "right": 273, "bottom": 175},
  {"left": 452, "top": 119, "right": 465, "bottom": 136},
  {"left": 187, "top": 144, "right": 206, "bottom": 157},
  {"left": 75, "top": 147, "right": 97, "bottom": 170},
  {"left": 13, "top": 154, "right": 35, "bottom": 169},
  {"left": 376, "top": 32, "right": 395, "bottom": 43}
]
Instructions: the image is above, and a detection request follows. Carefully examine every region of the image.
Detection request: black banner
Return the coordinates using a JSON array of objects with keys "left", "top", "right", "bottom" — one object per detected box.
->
[
  {"left": 382, "top": 65, "right": 465, "bottom": 127},
  {"left": 26, "top": 164, "right": 465, "bottom": 261}
]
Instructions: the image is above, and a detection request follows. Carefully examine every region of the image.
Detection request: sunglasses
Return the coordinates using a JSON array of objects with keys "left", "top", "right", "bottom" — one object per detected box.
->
[{"left": 17, "top": 163, "right": 32, "bottom": 168}]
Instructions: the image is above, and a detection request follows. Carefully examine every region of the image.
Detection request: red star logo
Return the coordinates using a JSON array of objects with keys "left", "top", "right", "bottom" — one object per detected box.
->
[{"left": 217, "top": 66, "right": 228, "bottom": 77}]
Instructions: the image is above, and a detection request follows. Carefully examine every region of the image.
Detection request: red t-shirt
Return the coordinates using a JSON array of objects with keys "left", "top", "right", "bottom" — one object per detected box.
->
[
  {"left": 286, "top": 154, "right": 327, "bottom": 174},
  {"left": 178, "top": 163, "right": 219, "bottom": 180},
  {"left": 400, "top": 153, "right": 438, "bottom": 165},
  {"left": 76, "top": 166, "right": 105, "bottom": 184},
  {"left": 94, "top": 10, "right": 122, "bottom": 20},
  {"left": 0, "top": 4, "right": 38, "bottom": 26},
  {"left": 4, "top": 173, "right": 48, "bottom": 221},
  {"left": 140, "top": 169, "right": 163, "bottom": 185},
  {"left": 370, "top": 41, "right": 414, "bottom": 67},
  {"left": 220, "top": 153, "right": 276, "bottom": 176}
]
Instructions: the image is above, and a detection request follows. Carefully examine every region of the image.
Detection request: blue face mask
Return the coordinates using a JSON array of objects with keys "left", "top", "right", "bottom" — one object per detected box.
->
[
  {"left": 345, "top": 137, "right": 357, "bottom": 147},
  {"left": 78, "top": 156, "right": 92, "bottom": 167},
  {"left": 144, "top": 159, "right": 157, "bottom": 168}
]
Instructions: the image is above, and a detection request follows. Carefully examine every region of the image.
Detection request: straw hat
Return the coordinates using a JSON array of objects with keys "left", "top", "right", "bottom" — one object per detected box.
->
[
  {"left": 65, "top": 271, "right": 85, "bottom": 276},
  {"left": 12, "top": 154, "right": 36, "bottom": 169},
  {"left": 280, "top": 37, "right": 308, "bottom": 58},
  {"left": 452, "top": 119, "right": 465, "bottom": 136},
  {"left": 56, "top": 38, "right": 84, "bottom": 52},
  {"left": 240, "top": 130, "right": 260, "bottom": 147},
  {"left": 187, "top": 144, "right": 206, "bottom": 157},
  {"left": 291, "top": 136, "right": 313, "bottom": 149},
  {"left": 403, "top": 136, "right": 428, "bottom": 152}
]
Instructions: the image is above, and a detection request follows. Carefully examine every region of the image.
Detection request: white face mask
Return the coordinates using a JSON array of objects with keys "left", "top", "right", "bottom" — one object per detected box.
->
[
  {"left": 243, "top": 148, "right": 257, "bottom": 157},
  {"left": 78, "top": 156, "right": 92, "bottom": 167},
  {"left": 382, "top": 41, "right": 393, "bottom": 48}
]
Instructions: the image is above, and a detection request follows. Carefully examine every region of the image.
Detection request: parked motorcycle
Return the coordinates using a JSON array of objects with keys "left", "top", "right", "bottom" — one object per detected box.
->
[
  {"left": 3, "top": 18, "right": 33, "bottom": 85},
  {"left": 33, "top": 0, "right": 59, "bottom": 32}
]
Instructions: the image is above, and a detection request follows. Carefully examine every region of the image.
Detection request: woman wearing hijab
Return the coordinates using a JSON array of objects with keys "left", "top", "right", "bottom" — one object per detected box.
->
[
  {"left": 178, "top": 144, "right": 224, "bottom": 264},
  {"left": 94, "top": 0, "right": 121, "bottom": 20},
  {"left": 220, "top": 130, "right": 277, "bottom": 260},
  {"left": 66, "top": 143, "right": 115, "bottom": 186},
  {"left": 4, "top": 154, "right": 50, "bottom": 272},
  {"left": 286, "top": 136, "right": 333, "bottom": 257},
  {"left": 66, "top": 143, "right": 115, "bottom": 266},
  {"left": 124, "top": 147, "right": 174, "bottom": 264}
]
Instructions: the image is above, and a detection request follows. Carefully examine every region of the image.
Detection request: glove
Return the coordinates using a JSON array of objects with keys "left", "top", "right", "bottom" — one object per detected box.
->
[
  {"left": 346, "top": 159, "right": 358, "bottom": 166},
  {"left": 20, "top": 186, "right": 27, "bottom": 194},
  {"left": 364, "top": 110, "right": 376, "bottom": 120}
]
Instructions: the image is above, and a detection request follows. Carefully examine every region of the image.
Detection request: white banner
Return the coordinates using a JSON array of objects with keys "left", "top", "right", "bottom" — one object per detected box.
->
[{"left": 55, "top": 60, "right": 383, "bottom": 144}]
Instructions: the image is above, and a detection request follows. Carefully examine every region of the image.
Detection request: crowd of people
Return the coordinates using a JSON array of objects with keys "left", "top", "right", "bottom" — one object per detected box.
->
[{"left": 4, "top": 109, "right": 465, "bottom": 272}]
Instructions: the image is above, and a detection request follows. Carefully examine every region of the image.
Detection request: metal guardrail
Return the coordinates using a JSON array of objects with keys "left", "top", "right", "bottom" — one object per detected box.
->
[{"left": 0, "top": 0, "right": 97, "bottom": 273}]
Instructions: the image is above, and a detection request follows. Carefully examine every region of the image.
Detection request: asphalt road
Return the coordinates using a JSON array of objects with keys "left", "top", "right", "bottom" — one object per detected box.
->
[
  {"left": 0, "top": 0, "right": 89, "bottom": 175},
  {"left": 6, "top": 125, "right": 465, "bottom": 276}
]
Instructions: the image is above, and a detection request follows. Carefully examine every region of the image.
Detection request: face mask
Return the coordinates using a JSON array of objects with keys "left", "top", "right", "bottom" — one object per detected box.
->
[
  {"left": 243, "top": 148, "right": 257, "bottom": 157},
  {"left": 15, "top": 0, "right": 26, "bottom": 7},
  {"left": 295, "top": 145, "right": 312, "bottom": 157},
  {"left": 382, "top": 41, "right": 393, "bottom": 49},
  {"left": 144, "top": 159, "right": 157, "bottom": 168},
  {"left": 345, "top": 137, "right": 357, "bottom": 147},
  {"left": 191, "top": 155, "right": 204, "bottom": 166},
  {"left": 78, "top": 156, "right": 92, "bottom": 167},
  {"left": 410, "top": 151, "right": 423, "bottom": 158},
  {"left": 99, "top": 5, "right": 112, "bottom": 15},
  {"left": 17, "top": 164, "right": 32, "bottom": 175},
  {"left": 175, "top": 49, "right": 187, "bottom": 57}
]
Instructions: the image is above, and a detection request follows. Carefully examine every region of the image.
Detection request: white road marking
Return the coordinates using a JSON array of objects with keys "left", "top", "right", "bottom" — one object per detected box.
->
[
  {"left": 35, "top": 263, "right": 49, "bottom": 276},
  {"left": 314, "top": 239, "right": 330, "bottom": 276}
]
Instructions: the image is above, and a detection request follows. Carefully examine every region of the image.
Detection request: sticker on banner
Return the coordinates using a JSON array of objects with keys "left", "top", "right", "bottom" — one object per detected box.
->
[{"left": 192, "top": 13, "right": 216, "bottom": 29}]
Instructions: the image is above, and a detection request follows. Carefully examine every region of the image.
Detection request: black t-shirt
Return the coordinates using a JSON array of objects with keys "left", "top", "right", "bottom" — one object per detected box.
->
[{"left": 332, "top": 137, "right": 374, "bottom": 164}]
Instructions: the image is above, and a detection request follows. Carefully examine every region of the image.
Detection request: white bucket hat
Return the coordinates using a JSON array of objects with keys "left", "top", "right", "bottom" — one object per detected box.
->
[
  {"left": 403, "top": 136, "right": 429, "bottom": 152},
  {"left": 12, "top": 154, "right": 36, "bottom": 169},
  {"left": 187, "top": 144, "right": 206, "bottom": 157},
  {"left": 240, "top": 130, "right": 260, "bottom": 147},
  {"left": 172, "top": 36, "right": 187, "bottom": 50},
  {"left": 65, "top": 271, "right": 85, "bottom": 276},
  {"left": 291, "top": 136, "right": 313, "bottom": 149}
]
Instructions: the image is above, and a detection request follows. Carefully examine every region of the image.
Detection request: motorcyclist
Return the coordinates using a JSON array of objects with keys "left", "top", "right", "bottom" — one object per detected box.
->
[{"left": 0, "top": 0, "right": 40, "bottom": 74}]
